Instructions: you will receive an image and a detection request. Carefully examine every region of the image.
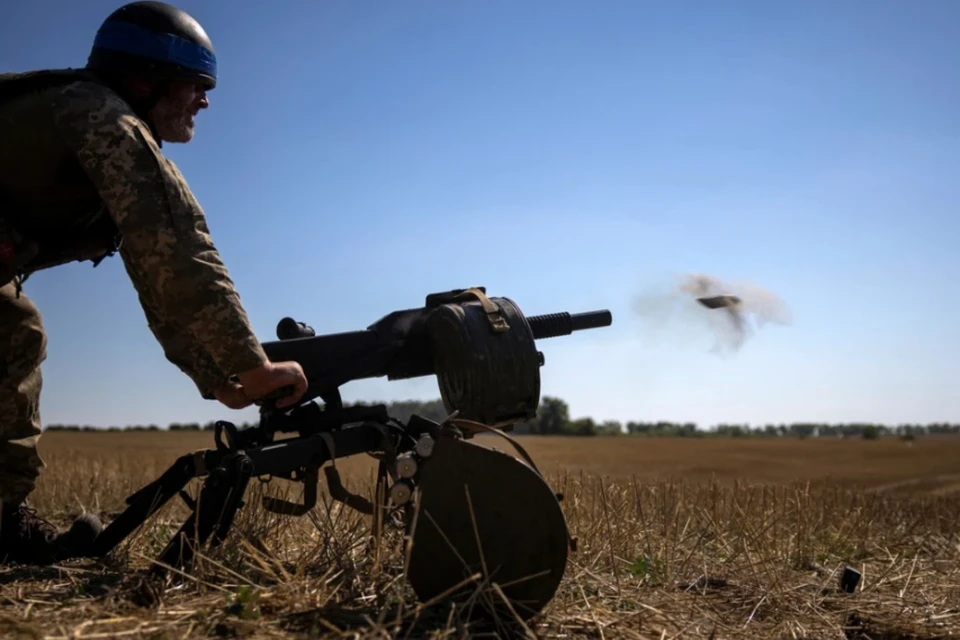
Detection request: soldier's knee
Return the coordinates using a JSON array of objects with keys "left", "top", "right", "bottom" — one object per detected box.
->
[
  {"left": 0, "top": 283, "right": 47, "bottom": 366},
  {"left": 0, "top": 284, "right": 46, "bottom": 442}
]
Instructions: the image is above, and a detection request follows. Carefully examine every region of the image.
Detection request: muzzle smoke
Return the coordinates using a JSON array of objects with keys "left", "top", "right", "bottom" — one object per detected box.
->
[{"left": 631, "top": 272, "right": 792, "bottom": 354}]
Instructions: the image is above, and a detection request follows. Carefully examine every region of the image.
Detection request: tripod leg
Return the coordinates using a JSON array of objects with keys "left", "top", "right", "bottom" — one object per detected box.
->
[
  {"left": 151, "top": 455, "right": 253, "bottom": 577},
  {"left": 91, "top": 452, "right": 205, "bottom": 558}
]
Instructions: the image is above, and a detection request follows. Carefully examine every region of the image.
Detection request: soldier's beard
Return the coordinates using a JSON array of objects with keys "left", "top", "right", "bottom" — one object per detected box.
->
[{"left": 149, "top": 93, "right": 197, "bottom": 144}]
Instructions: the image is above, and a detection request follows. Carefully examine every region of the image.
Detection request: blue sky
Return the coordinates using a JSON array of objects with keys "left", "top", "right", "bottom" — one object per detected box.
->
[{"left": 3, "top": 0, "right": 958, "bottom": 430}]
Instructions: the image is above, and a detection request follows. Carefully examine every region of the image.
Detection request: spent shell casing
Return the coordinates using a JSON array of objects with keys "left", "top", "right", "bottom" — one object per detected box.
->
[{"left": 696, "top": 294, "right": 742, "bottom": 309}]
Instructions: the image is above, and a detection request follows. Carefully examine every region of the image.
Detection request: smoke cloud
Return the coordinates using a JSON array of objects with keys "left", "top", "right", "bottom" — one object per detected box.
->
[{"left": 631, "top": 272, "right": 792, "bottom": 355}]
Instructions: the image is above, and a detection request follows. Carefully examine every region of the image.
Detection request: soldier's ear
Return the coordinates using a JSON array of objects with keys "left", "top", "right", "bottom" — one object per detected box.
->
[
  {"left": 106, "top": 73, "right": 161, "bottom": 101},
  {"left": 124, "top": 75, "right": 155, "bottom": 99}
]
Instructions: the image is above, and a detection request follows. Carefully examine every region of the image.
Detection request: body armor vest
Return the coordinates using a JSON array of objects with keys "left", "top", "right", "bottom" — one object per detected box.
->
[{"left": 0, "top": 69, "right": 128, "bottom": 289}]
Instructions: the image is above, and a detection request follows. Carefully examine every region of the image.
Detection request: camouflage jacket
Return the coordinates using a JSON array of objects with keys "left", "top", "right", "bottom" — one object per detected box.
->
[{"left": 0, "top": 70, "right": 267, "bottom": 398}]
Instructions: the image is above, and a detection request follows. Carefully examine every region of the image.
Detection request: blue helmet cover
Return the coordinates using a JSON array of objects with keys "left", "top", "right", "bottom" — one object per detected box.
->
[{"left": 92, "top": 19, "right": 217, "bottom": 82}]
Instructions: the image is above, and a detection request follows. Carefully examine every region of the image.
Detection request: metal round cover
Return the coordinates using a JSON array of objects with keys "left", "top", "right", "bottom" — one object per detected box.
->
[{"left": 405, "top": 434, "right": 569, "bottom": 621}]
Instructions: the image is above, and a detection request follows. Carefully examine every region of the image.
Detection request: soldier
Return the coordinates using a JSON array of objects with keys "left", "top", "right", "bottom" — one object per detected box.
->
[{"left": 0, "top": 1, "right": 309, "bottom": 565}]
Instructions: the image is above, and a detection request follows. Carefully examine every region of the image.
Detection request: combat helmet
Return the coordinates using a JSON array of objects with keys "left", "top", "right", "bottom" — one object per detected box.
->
[{"left": 86, "top": 1, "right": 217, "bottom": 89}]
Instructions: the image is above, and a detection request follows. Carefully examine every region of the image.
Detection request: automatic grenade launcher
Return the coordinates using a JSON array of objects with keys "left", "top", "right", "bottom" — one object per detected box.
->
[{"left": 89, "top": 287, "right": 613, "bottom": 622}]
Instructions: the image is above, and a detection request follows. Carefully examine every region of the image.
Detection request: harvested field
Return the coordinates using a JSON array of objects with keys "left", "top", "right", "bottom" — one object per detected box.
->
[{"left": 3, "top": 430, "right": 959, "bottom": 639}]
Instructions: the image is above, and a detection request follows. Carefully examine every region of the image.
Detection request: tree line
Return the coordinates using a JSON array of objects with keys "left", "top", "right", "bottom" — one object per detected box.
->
[{"left": 42, "top": 396, "right": 958, "bottom": 439}]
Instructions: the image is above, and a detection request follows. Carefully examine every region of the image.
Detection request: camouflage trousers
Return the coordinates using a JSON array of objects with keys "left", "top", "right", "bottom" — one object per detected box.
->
[{"left": 0, "top": 282, "right": 46, "bottom": 508}]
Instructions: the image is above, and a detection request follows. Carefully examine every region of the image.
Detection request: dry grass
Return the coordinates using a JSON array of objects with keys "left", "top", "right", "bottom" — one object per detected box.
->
[{"left": 2, "top": 431, "right": 959, "bottom": 639}]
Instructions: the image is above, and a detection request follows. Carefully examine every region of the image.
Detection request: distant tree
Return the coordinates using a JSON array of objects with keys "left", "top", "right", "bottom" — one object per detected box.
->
[
  {"left": 568, "top": 417, "right": 597, "bottom": 436},
  {"left": 35, "top": 395, "right": 960, "bottom": 439},
  {"left": 596, "top": 420, "right": 623, "bottom": 436},
  {"left": 535, "top": 396, "right": 570, "bottom": 435}
]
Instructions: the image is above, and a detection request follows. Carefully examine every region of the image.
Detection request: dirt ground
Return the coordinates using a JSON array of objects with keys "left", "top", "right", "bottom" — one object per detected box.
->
[{"left": 2, "top": 430, "right": 958, "bottom": 639}]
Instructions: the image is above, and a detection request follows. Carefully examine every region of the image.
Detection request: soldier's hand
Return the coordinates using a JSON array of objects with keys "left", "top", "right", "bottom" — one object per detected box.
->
[
  {"left": 237, "top": 361, "right": 308, "bottom": 409},
  {"left": 213, "top": 381, "right": 253, "bottom": 410}
]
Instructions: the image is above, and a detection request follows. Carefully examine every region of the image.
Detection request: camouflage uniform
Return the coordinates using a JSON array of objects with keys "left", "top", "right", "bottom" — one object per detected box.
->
[
  {"left": 0, "top": 74, "right": 268, "bottom": 509},
  {"left": 0, "top": 283, "right": 46, "bottom": 506}
]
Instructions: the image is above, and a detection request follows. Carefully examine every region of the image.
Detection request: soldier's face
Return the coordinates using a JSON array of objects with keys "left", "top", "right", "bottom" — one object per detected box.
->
[{"left": 149, "top": 80, "right": 209, "bottom": 144}]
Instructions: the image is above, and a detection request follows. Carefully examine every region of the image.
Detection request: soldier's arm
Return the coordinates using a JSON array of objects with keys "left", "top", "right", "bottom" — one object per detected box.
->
[
  {"left": 131, "top": 275, "right": 227, "bottom": 399},
  {"left": 50, "top": 81, "right": 268, "bottom": 385}
]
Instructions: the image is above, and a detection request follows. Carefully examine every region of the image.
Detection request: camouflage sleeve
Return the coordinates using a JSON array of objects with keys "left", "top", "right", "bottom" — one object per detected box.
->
[
  {"left": 132, "top": 275, "right": 227, "bottom": 399},
  {"left": 48, "top": 81, "right": 268, "bottom": 385}
]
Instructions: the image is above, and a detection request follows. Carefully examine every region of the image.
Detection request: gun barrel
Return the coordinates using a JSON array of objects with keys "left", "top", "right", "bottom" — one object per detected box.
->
[
  {"left": 263, "top": 303, "right": 613, "bottom": 405},
  {"left": 527, "top": 310, "right": 612, "bottom": 340}
]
